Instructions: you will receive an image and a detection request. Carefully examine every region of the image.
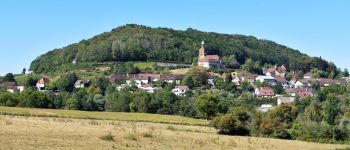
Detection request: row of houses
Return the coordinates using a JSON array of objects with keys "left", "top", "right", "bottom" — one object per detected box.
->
[
  {"left": 109, "top": 73, "right": 191, "bottom": 96},
  {"left": 0, "top": 82, "right": 25, "bottom": 93},
  {"left": 0, "top": 77, "right": 91, "bottom": 93}
]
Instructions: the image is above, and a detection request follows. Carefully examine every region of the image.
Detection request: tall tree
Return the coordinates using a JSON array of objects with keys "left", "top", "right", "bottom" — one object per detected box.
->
[
  {"left": 3, "top": 73, "right": 15, "bottom": 82},
  {"left": 194, "top": 92, "right": 219, "bottom": 119},
  {"left": 344, "top": 69, "right": 349, "bottom": 77}
]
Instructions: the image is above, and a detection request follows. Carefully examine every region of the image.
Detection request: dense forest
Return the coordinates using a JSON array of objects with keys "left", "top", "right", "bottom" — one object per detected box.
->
[{"left": 30, "top": 24, "right": 333, "bottom": 74}]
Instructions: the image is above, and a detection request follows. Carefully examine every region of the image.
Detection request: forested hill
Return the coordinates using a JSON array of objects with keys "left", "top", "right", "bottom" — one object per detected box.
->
[{"left": 30, "top": 24, "right": 333, "bottom": 73}]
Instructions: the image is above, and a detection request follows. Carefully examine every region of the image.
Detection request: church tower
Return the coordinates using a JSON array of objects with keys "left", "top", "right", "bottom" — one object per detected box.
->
[{"left": 198, "top": 41, "right": 206, "bottom": 59}]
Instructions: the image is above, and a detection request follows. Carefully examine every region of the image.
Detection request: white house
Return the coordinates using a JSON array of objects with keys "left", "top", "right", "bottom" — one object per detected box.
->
[
  {"left": 117, "top": 84, "right": 129, "bottom": 91},
  {"left": 140, "top": 84, "right": 161, "bottom": 93},
  {"left": 275, "top": 77, "right": 290, "bottom": 88},
  {"left": 36, "top": 77, "right": 50, "bottom": 91},
  {"left": 16, "top": 85, "right": 25, "bottom": 92},
  {"left": 197, "top": 41, "right": 221, "bottom": 68},
  {"left": 277, "top": 97, "right": 295, "bottom": 106},
  {"left": 74, "top": 80, "right": 90, "bottom": 88},
  {"left": 172, "top": 86, "right": 190, "bottom": 96},
  {"left": 0, "top": 82, "right": 18, "bottom": 93},
  {"left": 160, "top": 74, "right": 184, "bottom": 84},
  {"left": 232, "top": 72, "right": 255, "bottom": 86},
  {"left": 294, "top": 80, "right": 310, "bottom": 88},
  {"left": 258, "top": 104, "right": 273, "bottom": 113},
  {"left": 304, "top": 72, "right": 312, "bottom": 79},
  {"left": 255, "top": 76, "right": 276, "bottom": 85}
]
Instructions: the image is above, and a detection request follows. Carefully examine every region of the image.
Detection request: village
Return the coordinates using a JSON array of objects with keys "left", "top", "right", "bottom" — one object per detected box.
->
[{"left": 1, "top": 41, "right": 349, "bottom": 113}]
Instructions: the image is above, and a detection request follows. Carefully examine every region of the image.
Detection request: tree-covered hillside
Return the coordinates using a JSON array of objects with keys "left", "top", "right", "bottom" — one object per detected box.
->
[{"left": 30, "top": 24, "right": 333, "bottom": 73}]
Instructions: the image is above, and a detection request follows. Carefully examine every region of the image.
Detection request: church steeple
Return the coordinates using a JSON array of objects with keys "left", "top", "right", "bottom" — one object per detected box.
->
[{"left": 199, "top": 41, "right": 206, "bottom": 59}]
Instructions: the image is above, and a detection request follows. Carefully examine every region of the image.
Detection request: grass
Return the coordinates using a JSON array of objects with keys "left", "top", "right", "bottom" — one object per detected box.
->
[
  {"left": 0, "top": 106, "right": 209, "bottom": 126},
  {"left": 169, "top": 68, "right": 190, "bottom": 75},
  {"left": 134, "top": 62, "right": 156, "bottom": 70},
  {"left": 0, "top": 115, "right": 347, "bottom": 150}
]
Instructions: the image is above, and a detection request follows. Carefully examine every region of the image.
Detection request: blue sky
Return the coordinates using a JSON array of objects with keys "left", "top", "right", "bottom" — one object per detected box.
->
[{"left": 0, "top": 0, "right": 349, "bottom": 75}]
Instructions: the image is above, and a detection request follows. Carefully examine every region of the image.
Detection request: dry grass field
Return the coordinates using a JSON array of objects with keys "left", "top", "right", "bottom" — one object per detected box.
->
[
  {"left": 0, "top": 106, "right": 209, "bottom": 126},
  {"left": 0, "top": 115, "right": 348, "bottom": 150}
]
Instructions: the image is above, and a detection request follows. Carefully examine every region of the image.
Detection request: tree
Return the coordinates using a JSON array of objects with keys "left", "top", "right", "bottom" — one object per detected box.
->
[
  {"left": 211, "top": 106, "right": 255, "bottom": 135},
  {"left": 323, "top": 94, "right": 341, "bottom": 125},
  {"left": 194, "top": 92, "right": 219, "bottom": 119},
  {"left": 223, "top": 55, "right": 240, "bottom": 69},
  {"left": 25, "top": 77, "right": 37, "bottom": 87},
  {"left": 65, "top": 97, "right": 80, "bottom": 110},
  {"left": 94, "top": 77, "right": 110, "bottom": 94},
  {"left": 260, "top": 105, "right": 298, "bottom": 139},
  {"left": 242, "top": 58, "right": 254, "bottom": 73},
  {"left": 183, "top": 67, "right": 208, "bottom": 87},
  {"left": 132, "top": 90, "right": 151, "bottom": 113},
  {"left": 273, "top": 84, "right": 284, "bottom": 94},
  {"left": 3, "top": 73, "right": 15, "bottom": 82},
  {"left": 22, "top": 68, "right": 26, "bottom": 75},
  {"left": 56, "top": 73, "right": 78, "bottom": 92},
  {"left": 182, "top": 75, "right": 194, "bottom": 88},
  {"left": 344, "top": 69, "right": 349, "bottom": 77},
  {"left": 305, "top": 99, "right": 323, "bottom": 122},
  {"left": 152, "top": 90, "right": 177, "bottom": 114},
  {"left": 106, "top": 90, "right": 132, "bottom": 112}
]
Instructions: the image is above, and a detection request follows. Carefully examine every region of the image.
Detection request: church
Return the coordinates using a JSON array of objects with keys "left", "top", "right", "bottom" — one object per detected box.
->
[{"left": 197, "top": 41, "right": 222, "bottom": 68}]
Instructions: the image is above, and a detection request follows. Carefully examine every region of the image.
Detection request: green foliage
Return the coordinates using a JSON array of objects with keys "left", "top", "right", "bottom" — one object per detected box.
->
[
  {"left": 151, "top": 90, "right": 177, "bottom": 115},
  {"left": 106, "top": 90, "right": 133, "bottom": 112},
  {"left": 272, "top": 84, "right": 284, "bottom": 94},
  {"left": 194, "top": 92, "right": 220, "bottom": 119},
  {"left": 131, "top": 90, "right": 151, "bottom": 113},
  {"left": 3, "top": 73, "right": 16, "bottom": 82},
  {"left": 259, "top": 105, "right": 298, "bottom": 139},
  {"left": 323, "top": 94, "right": 341, "bottom": 125},
  {"left": 344, "top": 69, "right": 349, "bottom": 77},
  {"left": 56, "top": 73, "right": 78, "bottom": 92},
  {"left": 222, "top": 55, "right": 240, "bottom": 69},
  {"left": 211, "top": 106, "right": 257, "bottom": 135},
  {"left": 30, "top": 24, "right": 334, "bottom": 74},
  {"left": 94, "top": 77, "right": 110, "bottom": 94},
  {"left": 182, "top": 67, "right": 208, "bottom": 88}
]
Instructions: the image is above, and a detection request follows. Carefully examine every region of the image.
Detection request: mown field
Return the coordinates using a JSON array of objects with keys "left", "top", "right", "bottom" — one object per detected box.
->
[{"left": 0, "top": 115, "right": 348, "bottom": 150}]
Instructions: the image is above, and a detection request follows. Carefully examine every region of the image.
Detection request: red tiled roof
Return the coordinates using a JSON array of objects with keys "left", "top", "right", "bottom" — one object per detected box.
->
[
  {"left": 256, "top": 87, "right": 275, "bottom": 96},
  {"left": 298, "top": 89, "right": 313, "bottom": 98},
  {"left": 174, "top": 86, "right": 190, "bottom": 91},
  {"left": 198, "top": 55, "right": 220, "bottom": 62},
  {"left": 0, "top": 82, "right": 17, "bottom": 89}
]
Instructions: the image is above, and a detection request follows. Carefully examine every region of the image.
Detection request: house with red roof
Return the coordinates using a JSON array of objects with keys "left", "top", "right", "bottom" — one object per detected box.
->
[
  {"left": 36, "top": 77, "right": 50, "bottom": 91},
  {"left": 298, "top": 89, "right": 314, "bottom": 98},
  {"left": 172, "top": 86, "right": 191, "bottom": 96},
  {"left": 140, "top": 84, "right": 161, "bottom": 93},
  {"left": 255, "top": 87, "right": 275, "bottom": 97},
  {"left": 197, "top": 41, "right": 221, "bottom": 68},
  {"left": 262, "top": 65, "right": 287, "bottom": 77}
]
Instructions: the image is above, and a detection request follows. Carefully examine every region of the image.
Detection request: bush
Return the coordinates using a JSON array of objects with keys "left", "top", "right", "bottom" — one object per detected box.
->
[{"left": 211, "top": 106, "right": 256, "bottom": 136}]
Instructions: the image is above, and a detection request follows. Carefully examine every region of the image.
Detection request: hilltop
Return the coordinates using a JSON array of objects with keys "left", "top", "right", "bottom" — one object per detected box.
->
[{"left": 30, "top": 24, "right": 332, "bottom": 74}]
